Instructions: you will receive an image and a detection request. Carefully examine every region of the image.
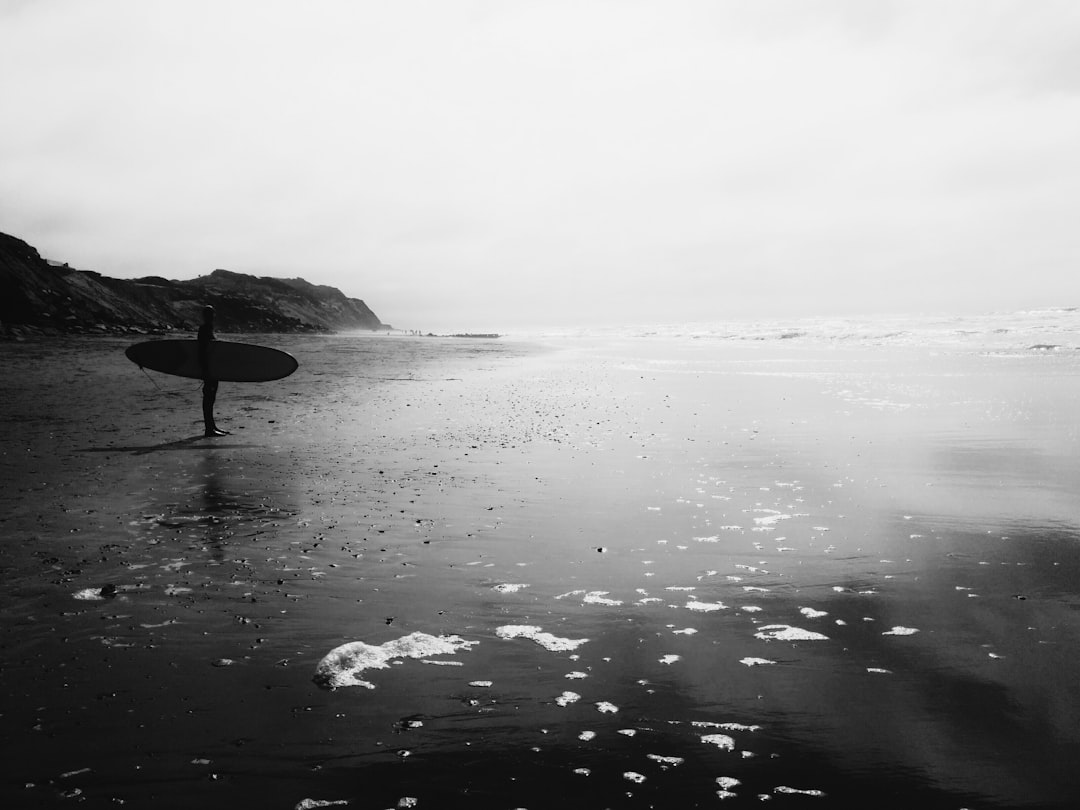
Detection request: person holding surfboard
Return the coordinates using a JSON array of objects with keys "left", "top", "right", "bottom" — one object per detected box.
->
[{"left": 198, "top": 305, "right": 229, "bottom": 437}]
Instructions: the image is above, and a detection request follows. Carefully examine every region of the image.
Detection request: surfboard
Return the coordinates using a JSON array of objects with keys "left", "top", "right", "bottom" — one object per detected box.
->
[{"left": 125, "top": 339, "right": 299, "bottom": 382}]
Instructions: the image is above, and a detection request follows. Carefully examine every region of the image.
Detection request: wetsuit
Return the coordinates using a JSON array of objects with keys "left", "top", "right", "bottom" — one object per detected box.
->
[{"left": 198, "top": 319, "right": 219, "bottom": 434}]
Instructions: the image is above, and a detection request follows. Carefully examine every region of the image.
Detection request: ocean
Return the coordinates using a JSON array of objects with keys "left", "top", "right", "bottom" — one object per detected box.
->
[{"left": 513, "top": 306, "right": 1080, "bottom": 350}]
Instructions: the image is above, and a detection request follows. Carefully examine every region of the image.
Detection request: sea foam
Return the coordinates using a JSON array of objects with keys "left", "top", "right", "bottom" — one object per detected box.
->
[
  {"left": 313, "top": 632, "right": 478, "bottom": 690},
  {"left": 496, "top": 625, "right": 590, "bottom": 651}
]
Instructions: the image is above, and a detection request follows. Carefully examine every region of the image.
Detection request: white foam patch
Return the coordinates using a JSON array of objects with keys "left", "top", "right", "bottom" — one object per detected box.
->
[
  {"left": 741, "top": 606, "right": 763, "bottom": 613},
  {"left": 496, "top": 625, "right": 590, "bottom": 651},
  {"left": 775, "top": 786, "right": 826, "bottom": 796},
  {"left": 624, "top": 772, "right": 646, "bottom": 783},
  {"left": 686, "top": 600, "right": 728, "bottom": 612},
  {"left": 716, "top": 775, "right": 741, "bottom": 799},
  {"left": 647, "top": 754, "right": 684, "bottom": 768},
  {"left": 754, "top": 625, "right": 829, "bottom": 641},
  {"left": 73, "top": 588, "right": 107, "bottom": 601},
  {"left": 701, "top": 734, "right": 736, "bottom": 750},
  {"left": 583, "top": 591, "right": 623, "bottom": 606},
  {"left": 753, "top": 514, "right": 792, "bottom": 527},
  {"left": 740, "top": 657, "right": 776, "bottom": 667},
  {"left": 469, "top": 680, "right": 493, "bottom": 687},
  {"left": 665, "top": 586, "right": 695, "bottom": 592},
  {"left": 596, "top": 701, "right": 619, "bottom": 713},
  {"left": 313, "top": 632, "right": 478, "bottom": 690},
  {"left": 800, "top": 607, "right": 828, "bottom": 619},
  {"left": 556, "top": 691, "right": 581, "bottom": 706},
  {"left": 867, "top": 668, "right": 892, "bottom": 674},
  {"left": 565, "top": 671, "right": 589, "bottom": 679},
  {"left": 672, "top": 628, "right": 698, "bottom": 635},
  {"left": 659, "top": 655, "right": 681, "bottom": 665},
  {"left": 578, "top": 730, "right": 596, "bottom": 741},
  {"left": 618, "top": 729, "right": 638, "bottom": 737},
  {"left": 492, "top": 583, "right": 529, "bottom": 593},
  {"left": 695, "top": 721, "right": 762, "bottom": 732},
  {"left": 882, "top": 626, "right": 919, "bottom": 636}
]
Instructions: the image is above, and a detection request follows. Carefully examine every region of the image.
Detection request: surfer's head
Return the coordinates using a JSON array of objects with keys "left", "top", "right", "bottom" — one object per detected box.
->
[{"left": 202, "top": 305, "right": 215, "bottom": 324}]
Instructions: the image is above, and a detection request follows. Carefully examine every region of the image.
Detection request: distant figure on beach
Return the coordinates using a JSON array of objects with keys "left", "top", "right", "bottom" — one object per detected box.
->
[{"left": 198, "top": 305, "right": 229, "bottom": 437}]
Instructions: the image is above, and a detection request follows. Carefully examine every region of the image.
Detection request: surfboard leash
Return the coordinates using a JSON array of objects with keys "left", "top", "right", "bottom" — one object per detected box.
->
[
  {"left": 138, "top": 365, "right": 164, "bottom": 390},
  {"left": 137, "top": 366, "right": 195, "bottom": 396}
]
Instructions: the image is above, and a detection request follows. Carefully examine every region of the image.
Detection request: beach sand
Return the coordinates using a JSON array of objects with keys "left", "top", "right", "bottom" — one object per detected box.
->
[{"left": 2, "top": 333, "right": 1080, "bottom": 808}]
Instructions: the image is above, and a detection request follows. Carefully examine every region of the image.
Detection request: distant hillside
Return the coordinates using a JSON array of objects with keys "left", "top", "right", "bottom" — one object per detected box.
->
[{"left": 0, "top": 231, "right": 388, "bottom": 337}]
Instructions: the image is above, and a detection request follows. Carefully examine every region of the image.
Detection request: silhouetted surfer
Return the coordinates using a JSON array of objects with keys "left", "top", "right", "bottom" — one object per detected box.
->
[{"left": 198, "top": 305, "right": 228, "bottom": 437}]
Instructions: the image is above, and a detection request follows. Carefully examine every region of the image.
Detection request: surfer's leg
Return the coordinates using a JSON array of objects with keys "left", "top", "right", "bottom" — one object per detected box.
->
[{"left": 203, "top": 380, "right": 227, "bottom": 436}]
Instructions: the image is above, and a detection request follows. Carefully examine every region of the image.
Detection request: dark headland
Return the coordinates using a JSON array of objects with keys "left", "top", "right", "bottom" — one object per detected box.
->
[{"left": 0, "top": 231, "right": 389, "bottom": 338}]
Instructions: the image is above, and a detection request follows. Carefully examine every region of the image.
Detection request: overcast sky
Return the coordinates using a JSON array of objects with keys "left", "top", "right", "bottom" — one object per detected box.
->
[{"left": 2, "top": 0, "right": 1078, "bottom": 331}]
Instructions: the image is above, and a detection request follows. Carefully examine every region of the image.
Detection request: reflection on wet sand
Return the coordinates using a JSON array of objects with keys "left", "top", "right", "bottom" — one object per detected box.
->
[
  {"left": 131, "top": 446, "right": 300, "bottom": 566},
  {"left": 77, "top": 435, "right": 256, "bottom": 455}
]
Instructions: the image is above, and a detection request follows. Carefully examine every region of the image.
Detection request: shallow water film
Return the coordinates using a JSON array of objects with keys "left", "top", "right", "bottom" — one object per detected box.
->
[{"left": 2, "top": 329, "right": 1079, "bottom": 809}]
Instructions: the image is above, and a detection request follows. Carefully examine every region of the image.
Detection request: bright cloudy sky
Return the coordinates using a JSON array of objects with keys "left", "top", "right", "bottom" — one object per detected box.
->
[{"left": 2, "top": 0, "right": 1078, "bottom": 330}]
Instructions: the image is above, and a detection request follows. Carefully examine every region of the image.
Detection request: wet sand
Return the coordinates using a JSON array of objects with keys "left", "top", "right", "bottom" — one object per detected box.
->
[{"left": 2, "top": 333, "right": 1080, "bottom": 809}]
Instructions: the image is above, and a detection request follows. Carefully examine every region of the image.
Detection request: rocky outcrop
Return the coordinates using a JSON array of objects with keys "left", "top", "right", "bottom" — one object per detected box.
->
[{"left": 0, "top": 231, "right": 387, "bottom": 337}]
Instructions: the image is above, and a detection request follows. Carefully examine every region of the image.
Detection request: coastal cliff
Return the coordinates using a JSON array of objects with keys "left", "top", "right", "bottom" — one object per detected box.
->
[{"left": 0, "top": 231, "right": 387, "bottom": 337}]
